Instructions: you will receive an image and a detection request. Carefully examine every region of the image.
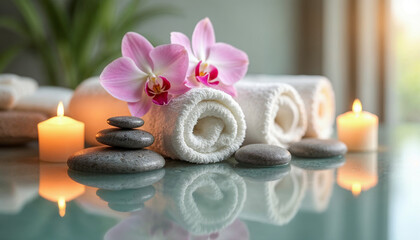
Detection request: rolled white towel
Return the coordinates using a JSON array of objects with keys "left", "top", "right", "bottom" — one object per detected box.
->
[
  {"left": 240, "top": 166, "right": 307, "bottom": 225},
  {"left": 244, "top": 75, "right": 335, "bottom": 139},
  {"left": 153, "top": 163, "right": 246, "bottom": 235},
  {"left": 142, "top": 88, "right": 246, "bottom": 163},
  {"left": 15, "top": 86, "right": 74, "bottom": 117},
  {"left": 235, "top": 81, "right": 307, "bottom": 147},
  {"left": 0, "top": 74, "right": 38, "bottom": 110},
  {"left": 300, "top": 169, "right": 334, "bottom": 213},
  {"left": 68, "top": 77, "right": 130, "bottom": 145}
]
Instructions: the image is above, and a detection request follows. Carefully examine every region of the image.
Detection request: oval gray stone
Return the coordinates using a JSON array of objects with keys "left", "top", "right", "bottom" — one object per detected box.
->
[
  {"left": 288, "top": 138, "right": 348, "bottom": 158},
  {"left": 234, "top": 144, "right": 291, "bottom": 166},
  {"left": 67, "top": 146, "right": 165, "bottom": 173},
  {"left": 107, "top": 116, "right": 144, "bottom": 129},
  {"left": 96, "top": 128, "right": 154, "bottom": 149},
  {"left": 67, "top": 169, "right": 165, "bottom": 190}
]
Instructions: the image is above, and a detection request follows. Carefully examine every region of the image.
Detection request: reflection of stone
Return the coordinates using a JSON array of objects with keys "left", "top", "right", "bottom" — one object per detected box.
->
[
  {"left": 97, "top": 186, "right": 155, "bottom": 212},
  {"left": 292, "top": 156, "right": 346, "bottom": 170},
  {"left": 233, "top": 162, "right": 291, "bottom": 182},
  {"left": 68, "top": 169, "right": 165, "bottom": 190},
  {"left": 337, "top": 152, "right": 378, "bottom": 197},
  {"left": 240, "top": 166, "right": 307, "bottom": 226},
  {"left": 104, "top": 209, "right": 249, "bottom": 240},
  {"left": 300, "top": 169, "right": 335, "bottom": 213},
  {"left": 153, "top": 162, "right": 246, "bottom": 235}
]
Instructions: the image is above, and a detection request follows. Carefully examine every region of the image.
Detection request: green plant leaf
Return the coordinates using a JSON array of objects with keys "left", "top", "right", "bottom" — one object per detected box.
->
[
  {"left": 0, "top": 45, "right": 23, "bottom": 72},
  {"left": 0, "top": 17, "right": 27, "bottom": 36}
]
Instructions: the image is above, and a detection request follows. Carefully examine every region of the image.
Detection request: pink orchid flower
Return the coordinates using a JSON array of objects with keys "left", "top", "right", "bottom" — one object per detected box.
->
[
  {"left": 171, "top": 18, "right": 249, "bottom": 96},
  {"left": 100, "top": 32, "right": 189, "bottom": 117}
]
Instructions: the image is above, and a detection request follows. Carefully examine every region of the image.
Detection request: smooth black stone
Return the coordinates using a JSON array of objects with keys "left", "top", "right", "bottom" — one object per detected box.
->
[
  {"left": 67, "top": 146, "right": 165, "bottom": 174},
  {"left": 234, "top": 144, "right": 291, "bottom": 166},
  {"left": 96, "top": 128, "right": 154, "bottom": 149},
  {"left": 68, "top": 168, "right": 165, "bottom": 190},
  {"left": 107, "top": 116, "right": 144, "bottom": 129},
  {"left": 96, "top": 186, "right": 155, "bottom": 204},
  {"left": 288, "top": 138, "right": 348, "bottom": 158}
]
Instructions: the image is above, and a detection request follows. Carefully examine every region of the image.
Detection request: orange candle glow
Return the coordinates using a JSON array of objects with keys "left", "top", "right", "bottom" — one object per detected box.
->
[
  {"left": 337, "top": 99, "right": 378, "bottom": 152},
  {"left": 337, "top": 153, "right": 378, "bottom": 197},
  {"left": 39, "top": 163, "right": 85, "bottom": 217},
  {"left": 38, "top": 102, "right": 85, "bottom": 162}
]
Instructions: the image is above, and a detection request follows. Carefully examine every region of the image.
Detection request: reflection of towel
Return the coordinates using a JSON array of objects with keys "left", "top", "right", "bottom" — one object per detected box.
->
[
  {"left": 244, "top": 75, "right": 335, "bottom": 138},
  {"left": 154, "top": 163, "right": 246, "bottom": 235},
  {"left": 15, "top": 87, "right": 74, "bottom": 117},
  {"left": 240, "top": 166, "right": 307, "bottom": 225},
  {"left": 235, "top": 81, "right": 307, "bottom": 147},
  {"left": 143, "top": 88, "right": 246, "bottom": 163},
  {"left": 300, "top": 169, "right": 334, "bottom": 213},
  {"left": 69, "top": 77, "right": 130, "bottom": 145},
  {"left": 0, "top": 74, "right": 38, "bottom": 110}
]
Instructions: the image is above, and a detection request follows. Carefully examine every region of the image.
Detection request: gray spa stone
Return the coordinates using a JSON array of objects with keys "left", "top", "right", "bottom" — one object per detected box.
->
[
  {"left": 234, "top": 144, "right": 291, "bottom": 166},
  {"left": 107, "top": 116, "right": 144, "bottom": 129},
  {"left": 96, "top": 128, "right": 154, "bottom": 149},
  {"left": 67, "top": 169, "right": 165, "bottom": 190},
  {"left": 67, "top": 146, "right": 165, "bottom": 173},
  {"left": 288, "top": 138, "right": 348, "bottom": 158},
  {"left": 96, "top": 186, "right": 155, "bottom": 204}
]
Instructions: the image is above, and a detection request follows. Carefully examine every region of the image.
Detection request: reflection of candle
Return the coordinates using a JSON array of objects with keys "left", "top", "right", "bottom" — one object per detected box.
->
[
  {"left": 337, "top": 99, "right": 378, "bottom": 151},
  {"left": 337, "top": 153, "right": 378, "bottom": 197},
  {"left": 38, "top": 102, "right": 85, "bottom": 162},
  {"left": 39, "top": 163, "right": 85, "bottom": 217}
]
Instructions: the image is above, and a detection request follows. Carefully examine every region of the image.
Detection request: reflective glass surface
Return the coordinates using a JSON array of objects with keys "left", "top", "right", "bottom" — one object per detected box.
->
[{"left": 0, "top": 125, "right": 419, "bottom": 240}]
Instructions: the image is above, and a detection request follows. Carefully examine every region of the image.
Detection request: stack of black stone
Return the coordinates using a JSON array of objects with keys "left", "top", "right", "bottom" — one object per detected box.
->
[{"left": 68, "top": 116, "right": 165, "bottom": 174}]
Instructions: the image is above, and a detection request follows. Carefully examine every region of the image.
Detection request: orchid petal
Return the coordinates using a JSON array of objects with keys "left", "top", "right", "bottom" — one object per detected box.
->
[
  {"left": 150, "top": 44, "right": 189, "bottom": 94},
  {"left": 171, "top": 32, "right": 193, "bottom": 57},
  {"left": 208, "top": 64, "right": 218, "bottom": 80},
  {"left": 208, "top": 42, "right": 249, "bottom": 85},
  {"left": 195, "top": 61, "right": 202, "bottom": 77},
  {"left": 152, "top": 91, "right": 170, "bottom": 105},
  {"left": 122, "top": 32, "right": 154, "bottom": 73},
  {"left": 192, "top": 17, "right": 215, "bottom": 60},
  {"left": 160, "top": 76, "right": 171, "bottom": 91},
  {"left": 196, "top": 74, "right": 210, "bottom": 86},
  {"left": 213, "top": 83, "right": 237, "bottom": 97},
  {"left": 127, "top": 94, "right": 152, "bottom": 117},
  {"left": 100, "top": 57, "right": 147, "bottom": 102}
]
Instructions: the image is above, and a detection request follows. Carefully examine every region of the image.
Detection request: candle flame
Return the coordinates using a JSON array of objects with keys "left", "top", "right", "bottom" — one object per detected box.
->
[
  {"left": 351, "top": 183, "right": 362, "bottom": 197},
  {"left": 352, "top": 99, "right": 362, "bottom": 114},
  {"left": 58, "top": 197, "right": 66, "bottom": 217},
  {"left": 57, "top": 101, "right": 64, "bottom": 117}
]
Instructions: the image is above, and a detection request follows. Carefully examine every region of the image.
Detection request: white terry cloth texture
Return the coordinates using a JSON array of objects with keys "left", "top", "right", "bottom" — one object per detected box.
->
[
  {"left": 239, "top": 166, "right": 307, "bottom": 226},
  {"left": 243, "top": 75, "right": 335, "bottom": 139},
  {"left": 152, "top": 163, "right": 246, "bottom": 235},
  {"left": 234, "top": 81, "right": 307, "bottom": 147},
  {"left": 68, "top": 77, "right": 130, "bottom": 145},
  {"left": 300, "top": 169, "right": 335, "bottom": 213},
  {"left": 15, "top": 86, "right": 74, "bottom": 117},
  {"left": 142, "top": 88, "right": 246, "bottom": 163},
  {"left": 0, "top": 74, "right": 38, "bottom": 110}
]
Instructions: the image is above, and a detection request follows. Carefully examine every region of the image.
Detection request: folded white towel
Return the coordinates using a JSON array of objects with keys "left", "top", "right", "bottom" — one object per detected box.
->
[
  {"left": 68, "top": 77, "right": 130, "bottom": 145},
  {"left": 142, "top": 88, "right": 246, "bottom": 163},
  {"left": 244, "top": 75, "right": 335, "bottom": 138},
  {"left": 240, "top": 166, "right": 307, "bottom": 225},
  {"left": 153, "top": 163, "right": 246, "bottom": 235},
  {"left": 15, "top": 86, "right": 73, "bottom": 117},
  {"left": 235, "top": 81, "right": 307, "bottom": 147},
  {"left": 300, "top": 169, "right": 334, "bottom": 213},
  {"left": 0, "top": 74, "right": 38, "bottom": 110}
]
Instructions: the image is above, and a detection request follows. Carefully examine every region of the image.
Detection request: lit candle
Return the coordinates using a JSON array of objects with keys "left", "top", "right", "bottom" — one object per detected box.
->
[
  {"left": 337, "top": 99, "right": 378, "bottom": 152},
  {"left": 39, "top": 163, "right": 85, "bottom": 217},
  {"left": 38, "top": 102, "right": 85, "bottom": 162},
  {"left": 336, "top": 152, "right": 378, "bottom": 197}
]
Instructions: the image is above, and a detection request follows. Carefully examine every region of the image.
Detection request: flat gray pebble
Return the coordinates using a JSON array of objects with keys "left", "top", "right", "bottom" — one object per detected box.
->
[
  {"left": 96, "top": 128, "right": 154, "bottom": 149},
  {"left": 107, "top": 116, "right": 144, "bottom": 129},
  {"left": 234, "top": 144, "right": 291, "bottom": 166},
  {"left": 96, "top": 186, "right": 155, "bottom": 204},
  {"left": 67, "top": 146, "right": 165, "bottom": 174},
  {"left": 288, "top": 138, "right": 347, "bottom": 158},
  {"left": 67, "top": 169, "right": 165, "bottom": 190}
]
